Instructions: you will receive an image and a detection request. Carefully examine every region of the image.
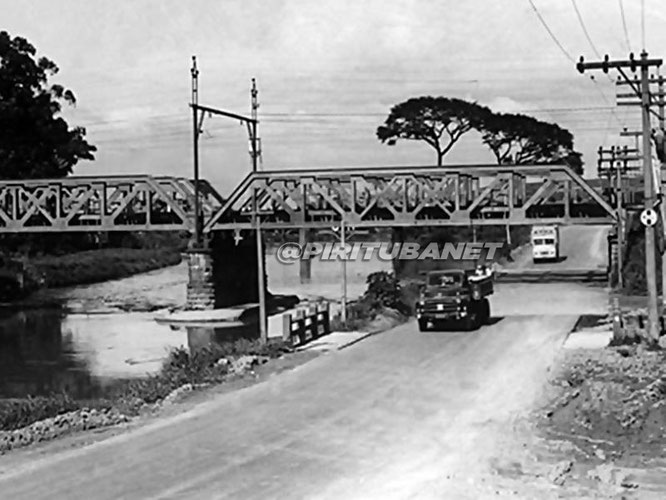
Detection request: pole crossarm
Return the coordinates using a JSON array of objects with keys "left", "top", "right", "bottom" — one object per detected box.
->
[
  {"left": 203, "top": 164, "right": 616, "bottom": 231},
  {"left": 577, "top": 54, "right": 663, "bottom": 72},
  {"left": 190, "top": 104, "right": 257, "bottom": 125}
]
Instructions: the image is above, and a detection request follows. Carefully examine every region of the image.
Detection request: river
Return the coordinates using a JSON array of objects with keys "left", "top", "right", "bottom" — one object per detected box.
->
[{"left": 0, "top": 254, "right": 391, "bottom": 400}]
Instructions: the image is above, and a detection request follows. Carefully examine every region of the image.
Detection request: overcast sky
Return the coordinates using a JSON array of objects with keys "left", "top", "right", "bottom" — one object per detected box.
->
[{"left": 4, "top": 0, "right": 666, "bottom": 191}]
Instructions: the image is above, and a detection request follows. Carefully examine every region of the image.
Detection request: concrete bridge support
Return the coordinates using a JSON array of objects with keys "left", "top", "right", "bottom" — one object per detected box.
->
[
  {"left": 607, "top": 229, "right": 619, "bottom": 288},
  {"left": 299, "top": 228, "right": 311, "bottom": 284},
  {"left": 185, "top": 230, "right": 268, "bottom": 311}
]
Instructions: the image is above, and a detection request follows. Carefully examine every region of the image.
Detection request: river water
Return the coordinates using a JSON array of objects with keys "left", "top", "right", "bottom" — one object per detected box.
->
[{"left": 0, "top": 254, "right": 391, "bottom": 400}]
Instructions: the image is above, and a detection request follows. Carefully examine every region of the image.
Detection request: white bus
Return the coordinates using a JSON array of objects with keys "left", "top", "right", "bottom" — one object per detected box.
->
[{"left": 531, "top": 225, "right": 559, "bottom": 263}]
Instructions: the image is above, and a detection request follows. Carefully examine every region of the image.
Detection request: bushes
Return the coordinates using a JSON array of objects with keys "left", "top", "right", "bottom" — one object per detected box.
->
[
  {"left": 0, "top": 395, "right": 111, "bottom": 432},
  {"left": 332, "top": 271, "right": 412, "bottom": 331},
  {"left": 621, "top": 214, "right": 662, "bottom": 295}
]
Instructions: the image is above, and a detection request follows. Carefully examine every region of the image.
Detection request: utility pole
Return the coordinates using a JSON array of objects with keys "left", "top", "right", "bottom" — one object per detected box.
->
[
  {"left": 618, "top": 72, "right": 666, "bottom": 314},
  {"left": 340, "top": 219, "right": 347, "bottom": 325},
  {"left": 578, "top": 52, "right": 664, "bottom": 342},
  {"left": 598, "top": 146, "right": 639, "bottom": 289},
  {"left": 250, "top": 78, "right": 267, "bottom": 343},
  {"left": 187, "top": 61, "right": 266, "bottom": 342},
  {"left": 191, "top": 57, "right": 203, "bottom": 248},
  {"left": 658, "top": 74, "right": 666, "bottom": 311},
  {"left": 597, "top": 147, "right": 619, "bottom": 287}
]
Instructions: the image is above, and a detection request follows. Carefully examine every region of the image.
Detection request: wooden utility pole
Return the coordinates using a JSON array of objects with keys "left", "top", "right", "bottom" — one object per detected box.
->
[
  {"left": 578, "top": 52, "right": 663, "bottom": 342},
  {"left": 597, "top": 146, "right": 639, "bottom": 289},
  {"left": 618, "top": 73, "right": 666, "bottom": 315}
]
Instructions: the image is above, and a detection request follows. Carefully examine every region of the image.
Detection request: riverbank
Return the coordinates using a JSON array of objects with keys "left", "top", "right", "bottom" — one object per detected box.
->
[
  {"left": 30, "top": 247, "right": 182, "bottom": 289},
  {"left": 0, "top": 338, "right": 291, "bottom": 453}
]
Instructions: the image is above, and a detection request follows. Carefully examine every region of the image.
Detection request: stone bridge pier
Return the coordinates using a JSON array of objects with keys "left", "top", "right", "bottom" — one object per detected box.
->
[{"left": 185, "top": 230, "right": 267, "bottom": 311}]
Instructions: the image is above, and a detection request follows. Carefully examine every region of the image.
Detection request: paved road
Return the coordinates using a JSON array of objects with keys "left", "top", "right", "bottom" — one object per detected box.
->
[
  {"left": 0, "top": 226, "right": 610, "bottom": 499},
  {"left": 504, "top": 225, "right": 609, "bottom": 271},
  {"left": 0, "top": 289, "right": 607, "bottom": 499}
]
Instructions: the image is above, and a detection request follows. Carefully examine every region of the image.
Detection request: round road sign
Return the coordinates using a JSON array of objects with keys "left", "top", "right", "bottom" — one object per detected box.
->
[{"left": 640, "top": 208, "right": 658, "bottom": 227}]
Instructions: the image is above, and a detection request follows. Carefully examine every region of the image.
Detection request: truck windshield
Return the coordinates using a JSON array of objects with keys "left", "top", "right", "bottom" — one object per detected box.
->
[{"left": 427, "top": 273, "right": 463, "bottom": 287}]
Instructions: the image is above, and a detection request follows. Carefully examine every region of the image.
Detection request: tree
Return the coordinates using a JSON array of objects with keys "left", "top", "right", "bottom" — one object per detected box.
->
[
  {"left": 0, "top": 31, "right": 96, "bottom": 179},
  {"left": 479, "top": 112, "right": 584, "bottom": 174},
  {"left": 377, "top": 96, "right": 489, "bottom": 166}
]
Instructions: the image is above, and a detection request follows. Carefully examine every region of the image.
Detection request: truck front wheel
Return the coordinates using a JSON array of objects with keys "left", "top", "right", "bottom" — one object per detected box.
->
[
  {"left": 481, "top": 298, "right": 491, "bottom": 324},
  {"left": 418, "top": 318, "right": 428, "bottom": 332},
  {"left": 462, "top": 304, "right": 481, "bottom": 331}
]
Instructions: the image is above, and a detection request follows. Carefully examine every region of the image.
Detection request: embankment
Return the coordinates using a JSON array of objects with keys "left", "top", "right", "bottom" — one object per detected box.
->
[{"left": 30, "top": 248, "right": 183, "bottom": 288}]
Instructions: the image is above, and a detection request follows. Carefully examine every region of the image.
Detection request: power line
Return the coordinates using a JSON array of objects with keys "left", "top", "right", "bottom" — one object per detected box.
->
[
  {"left": 641, "top": 0, "right": 646, "bottom": 50},
  {"left": 618, "top": 0, "right": 632, "bottom": 52},
  {"left": 526, "top": 0, "right": 576, "bottom": 63},
  {"left": 571, "top": 0, "right": 602, "bottom": 58}
]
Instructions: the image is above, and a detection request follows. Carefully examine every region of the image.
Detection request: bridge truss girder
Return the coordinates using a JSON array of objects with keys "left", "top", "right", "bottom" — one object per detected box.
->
[
  {"left": 204, "top": 164, "right": 616, "bottom": 232},
  {"left": 0, "top": 164, "right": 616, "bottom": 234},
  {"left": 0, "top": 176, "right": 223, "bottom": 233}
]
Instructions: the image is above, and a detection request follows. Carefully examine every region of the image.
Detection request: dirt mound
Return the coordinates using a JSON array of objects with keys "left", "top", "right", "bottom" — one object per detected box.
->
[{"left": 545, "top": 345, "right": 666, "bottom": 461}]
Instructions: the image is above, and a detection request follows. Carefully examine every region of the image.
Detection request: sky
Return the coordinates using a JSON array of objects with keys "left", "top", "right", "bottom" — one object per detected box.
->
[{"left": 4, "top": 0, "right": 666, "bottom": 193}]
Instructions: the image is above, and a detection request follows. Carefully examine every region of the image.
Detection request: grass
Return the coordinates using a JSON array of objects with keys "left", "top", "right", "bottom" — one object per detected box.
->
[
  {"left": 30, "top": 248, "right": 182, "bottom": 288},
  {"left": 0, "top": 338, "right": 292, "bottom": 432}
]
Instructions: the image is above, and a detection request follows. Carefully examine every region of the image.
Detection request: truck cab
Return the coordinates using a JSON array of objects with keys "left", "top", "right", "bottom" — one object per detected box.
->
[{"left": 415, "top": 268, "right": 493, "bottom": 332}]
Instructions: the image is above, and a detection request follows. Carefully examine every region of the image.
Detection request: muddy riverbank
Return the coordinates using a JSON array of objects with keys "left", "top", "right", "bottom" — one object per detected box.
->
[{"left": 0, "top": 254, "right": 392, "bottom": 400}]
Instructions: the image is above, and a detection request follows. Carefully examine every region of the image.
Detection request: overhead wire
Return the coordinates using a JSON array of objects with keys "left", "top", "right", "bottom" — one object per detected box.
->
[
  {"left": 526, "top": 0, "right": 576, "bottom": 63},
  {"left": 528, "top": 0, "right": 630, "bottom": 134},
  {"left": 618, "top": 0, "right": 632, "bottom": 52},
  {"left": 641, "top": 0, "right": 646, "bottom": 50},
  {"left": 571, "top": 0, "right": 602, "bottom": 58}
]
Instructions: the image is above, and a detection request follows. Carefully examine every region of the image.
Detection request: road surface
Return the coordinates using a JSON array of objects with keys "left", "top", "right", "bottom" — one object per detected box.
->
[
  {"left": 504, "top": 225, "right": 609, "bottom": 271},
  {"left": 0, "top": 227, "right": 610, "bottom": 499}
]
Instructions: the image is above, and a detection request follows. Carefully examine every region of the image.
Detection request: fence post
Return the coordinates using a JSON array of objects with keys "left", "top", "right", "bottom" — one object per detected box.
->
[
  {"left": 304, "top": 306, "right": 315, "bottom": 342},
  {"left": 611, "top": 297, "right": 623, "bottom": 342},
  {"left": 282, "top": 313, "right": 292, "bottom": 343},
  {"left": 293, "top": 309, "right": 305, "bottom": 346},
  {"left": 321, "top": 302, "right": 331, "bottom": 335}
]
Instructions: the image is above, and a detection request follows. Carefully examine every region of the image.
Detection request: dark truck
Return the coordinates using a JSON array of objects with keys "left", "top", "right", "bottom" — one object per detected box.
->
[{"left": 414, "top": 268, "right": 494, "bottom": 331}]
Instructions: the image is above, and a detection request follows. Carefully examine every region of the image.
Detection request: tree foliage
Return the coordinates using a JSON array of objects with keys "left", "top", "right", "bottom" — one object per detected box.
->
[
  {"left": 0, "top": 31, "right": 96, "bottom": 179},
  {"left": 479, "top": 112, "right": 583, "bottom": 174},
  {"left": 377, "top": 96, "right": 584, "bottom": 175},
  {"left": 376, "top": 96, "right": 489, "bottom": 166}
]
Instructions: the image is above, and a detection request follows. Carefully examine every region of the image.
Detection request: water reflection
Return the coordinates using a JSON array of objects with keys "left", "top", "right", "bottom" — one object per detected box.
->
[{"left": 0, "top": 307, "right": 187, "bottom": 400}]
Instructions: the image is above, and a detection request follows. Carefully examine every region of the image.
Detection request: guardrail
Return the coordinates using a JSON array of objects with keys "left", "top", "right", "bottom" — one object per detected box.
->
[
  {"left": 282, "top": 302, "right": 331, "bottom": 348},
  {"left": 494, "top": 269, "right": 607, "bottom": 283}
]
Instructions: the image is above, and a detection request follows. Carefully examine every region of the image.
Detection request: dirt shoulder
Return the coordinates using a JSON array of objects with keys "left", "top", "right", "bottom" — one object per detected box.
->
[
  {"left": 485, "top": 343, "right": 666, "bottom": 499},
  {"left": 0, "top": 348, "right": 320, "bottom": 473}
]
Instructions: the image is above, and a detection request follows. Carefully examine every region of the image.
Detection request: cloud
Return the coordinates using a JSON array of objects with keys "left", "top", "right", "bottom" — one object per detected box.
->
[{"left": 483, "top": 96, "right": 531, "bottom": 114}]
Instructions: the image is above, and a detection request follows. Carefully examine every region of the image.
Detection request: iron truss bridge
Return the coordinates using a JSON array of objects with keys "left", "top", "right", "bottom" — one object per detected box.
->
[
  {"left": 0, "top": 164, "right": 615, "bottom": 233},
  {"left": 205, "top": 164, "right": 616, "bottom": 231},
  {"left": 0, "top": 176, "right": 223, "bottom": 233}
]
